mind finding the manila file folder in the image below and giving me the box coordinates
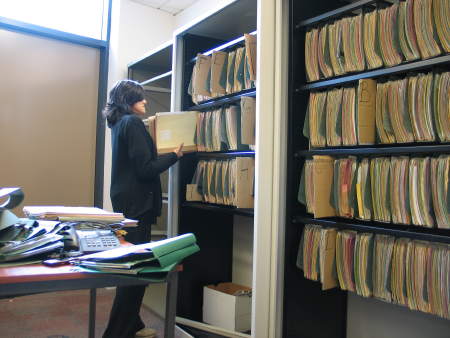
[313,155,336,218]
[156,111,198,154]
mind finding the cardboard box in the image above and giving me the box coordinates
[203,282,252,332]
[155,111,198,154]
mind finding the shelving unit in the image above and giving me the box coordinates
[285,0,450,337]
[170,0,257,335]
[127,40,173,239]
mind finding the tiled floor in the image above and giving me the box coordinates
[0,288,179,338]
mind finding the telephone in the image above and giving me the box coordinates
[60,225,121,253]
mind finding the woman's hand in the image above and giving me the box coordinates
[174,143,184,158]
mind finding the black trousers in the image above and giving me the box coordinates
[102,211,156,338]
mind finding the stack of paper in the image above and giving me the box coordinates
[73,233,199,276]
[210,51,228,97]
[406,240,430,313]
[390,157,411,225]
[297,224,338,290]
[328,21,346,76]
[336,230,357,292]
[370,157,391,223]
[305,28,320,82]
[342,14,365,73]
[23,206,125,223]
[414,0,442,59]
[355,158,372,221]
[325,88,343,146]
[391,238,410,306]
[298,225,450,319]
[430,155,450,229]
[433,72,450,142]
[375,82,396,144]
[188,33,256,103]
[190,54,212,104]
[398,0,421,62]
[332,157,357,218]
[240,97,256,147]
[0,220,64,264]
[388,79,414,143]
[379,4,404,67]
[427,243,450,319]
[363,10,383,69]
[373,234,395,302]
[408,73,436,142]
[304,91,327,147]
[341,87,357,146]
[354,232,374,298]
[317,25,334,78]
[357,79,377,145]
[433,0,450,53]
[188,157,254,208]
[244,33,257,83]
[409,157,434,228]
[155,111,199,153]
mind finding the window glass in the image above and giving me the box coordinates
[0,0,109,40]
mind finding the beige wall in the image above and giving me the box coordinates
[0,29,99,215]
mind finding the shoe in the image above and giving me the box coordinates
[135,327,157,338]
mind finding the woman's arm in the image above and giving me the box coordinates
[125,116,178,180]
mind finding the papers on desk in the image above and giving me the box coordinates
[72,233,199,275]
[22,206,129,224]
[0,220,64,264]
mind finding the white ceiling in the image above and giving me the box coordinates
[132,0,199,15]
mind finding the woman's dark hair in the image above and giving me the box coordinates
[103,80,145,127]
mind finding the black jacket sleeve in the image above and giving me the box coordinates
[124,116,178,181]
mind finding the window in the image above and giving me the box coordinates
[0,0,109,40]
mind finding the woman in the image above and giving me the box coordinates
[102,79,183,338]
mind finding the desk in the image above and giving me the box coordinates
[0,263,179,338]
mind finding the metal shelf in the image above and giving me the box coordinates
[293,216,450,244]
[296,144,450,157]
[194,151,255,159]
[296,0,380,28]
[182,202,254,217]
[299,55,450,90]
[187,88,256,111]
[189,30,257,63]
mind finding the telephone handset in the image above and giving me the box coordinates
[61,225,121,253]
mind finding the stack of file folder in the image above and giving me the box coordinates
[72,233,199,277]
[150,97,256,154]
[186,157,254,209]
[0,220,65,264]
[304,0,448,82]
[298,154,450,229]
[189,33,257,104]
[304,70,450,148]
[298,224,450,319]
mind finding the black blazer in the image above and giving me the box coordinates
[110,114,177,219]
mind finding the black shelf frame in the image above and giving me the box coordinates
[296,144,450,157]
[194,150,255,159]
[296,0,380,28]
[182,201,254,217]
[294,216,450,244]
[187,88,256,111]
[299,54,450,90]
[189,30,257,63]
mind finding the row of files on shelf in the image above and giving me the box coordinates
[298,155,450,228]
[304,0,449,82]
[143,97,256,154]
[298,224,450,320]
[189,33,257,104]
[304,71,450,147]
[186,157,254,209]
